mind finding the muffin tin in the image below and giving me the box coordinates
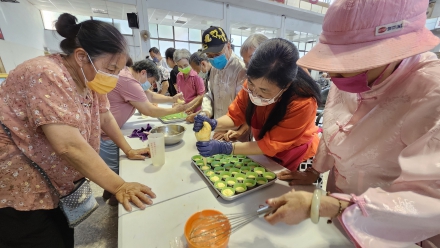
[158,112,187,124]
[192,154,277,201]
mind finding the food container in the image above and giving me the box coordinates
[221,187,235,197]
[223,164,234,171]
[229,168,240,176]
[214,181,227,190]
[158,112,187,124]
[204,170,215,177]
[219,171,231,180]
[233,183,247,193]
[234,173,246,182]
[244,179,256,188]
[240,166,251,173]
[225,177,237,187]
[234,162,244,169]
[263,172,276,180]
[184,209,230,248]
[150,125,185,145]
[253,167,266,175]
[191,155,277,201]
[245,172,258,179]
[214,167,225,174]
[256,177,268,185]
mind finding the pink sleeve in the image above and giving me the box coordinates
[334,95,440,247]
[120,78,148,103]
[195,76,205,96]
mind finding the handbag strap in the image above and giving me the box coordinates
[0,123,61,197]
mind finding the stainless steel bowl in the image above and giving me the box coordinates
[150,124,186,145]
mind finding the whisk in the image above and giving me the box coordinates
[188,206,273,247]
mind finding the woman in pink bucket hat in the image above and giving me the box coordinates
[264,0,440,247]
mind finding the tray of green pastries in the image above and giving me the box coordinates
[191,154,277,201]
[158,112,187,124]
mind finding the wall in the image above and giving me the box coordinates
[0,1,45,72]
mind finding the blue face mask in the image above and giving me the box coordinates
[141,81,151,91]
[153,57,159,63]
[209,54,228,70]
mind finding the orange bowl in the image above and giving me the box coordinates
[184,209,231,248]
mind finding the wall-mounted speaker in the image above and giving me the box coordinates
[127,13,139,29]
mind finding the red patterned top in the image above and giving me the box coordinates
[0,54,109,210]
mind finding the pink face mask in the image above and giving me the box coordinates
[331,64,390,93]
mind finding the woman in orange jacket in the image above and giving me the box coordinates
[194,38,321,171]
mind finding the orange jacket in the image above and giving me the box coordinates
[227,81,319,160]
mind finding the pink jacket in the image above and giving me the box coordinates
[315,52,440,247]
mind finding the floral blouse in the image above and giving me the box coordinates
[0,54,109,211]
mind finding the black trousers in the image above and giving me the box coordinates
[0,207,74,248]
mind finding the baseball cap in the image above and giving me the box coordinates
[201,26,229,54]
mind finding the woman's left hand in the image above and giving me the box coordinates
[126,148,150,160]
[264,189,312,225]
[196,140,233,157]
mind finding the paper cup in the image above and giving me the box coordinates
[149,133,165,166]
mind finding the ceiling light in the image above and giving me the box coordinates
[92,8,108,14]
[175,20,186,24]
[238,27,249,30]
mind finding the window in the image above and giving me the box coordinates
[40,10,132,35]
[41,10,62,30]
[92,17,112,24]
[113,19,133,35]
[189,29,202,42]
[149,24,158,38]
[158,25,173,39]
[174,27,189,41]
[231,35,242,47]
[149,25,203,55]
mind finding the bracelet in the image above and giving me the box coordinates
[310,189,324,224]
[326,191,343,224]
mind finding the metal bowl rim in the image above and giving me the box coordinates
[150,125,186,138]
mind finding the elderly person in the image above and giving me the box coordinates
[0,13,155,247]
[174,49,205,113]
[185,51,213,123]
[264,1,440,247]
[149,47,170,71]
[100,59,186,205]
[240,33,269,68]
[201,26,249,141]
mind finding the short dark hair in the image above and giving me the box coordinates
[131,59,160,81]
[55,13,127,59]
[245,38,321,139]
[189,51,209,66]
[149,47,160,54]
[165,47,176,60]
[126,57,133,67]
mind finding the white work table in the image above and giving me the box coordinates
[118,112,353,248]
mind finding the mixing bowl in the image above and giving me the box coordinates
[149,124,185,145]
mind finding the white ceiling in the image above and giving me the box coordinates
[27,0,315,39]
[27,0,137,19]
[147,8,221,31]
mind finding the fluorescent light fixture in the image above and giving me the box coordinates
[92,8,108,14]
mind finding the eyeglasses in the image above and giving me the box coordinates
[242,85,273,102]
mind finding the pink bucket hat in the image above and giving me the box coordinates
[297,0,440,73]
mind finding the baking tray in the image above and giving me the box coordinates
[191,154,277,201]
[158,112,187,124]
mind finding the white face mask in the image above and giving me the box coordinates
[242,85,284,106]
[198,71,207,79]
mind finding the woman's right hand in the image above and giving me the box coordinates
[277,169,319,186]
[114,182,156,211]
